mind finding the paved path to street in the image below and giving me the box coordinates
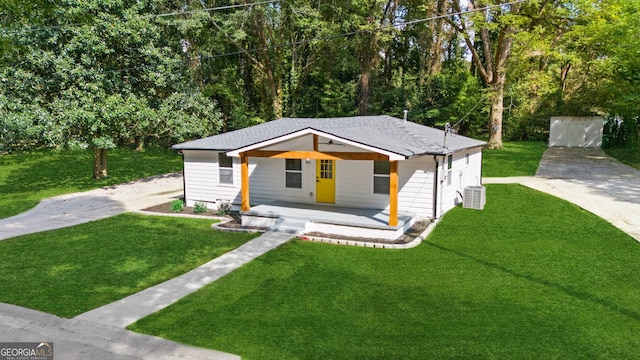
[0,172,296,358]
[484,147,640,242]
[75,232,294,328]
[0,302,238,360]
[0,173,183,241]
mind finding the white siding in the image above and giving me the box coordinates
[181,149,482,218]
[335,160,389,209]
[549,116,604,148]
[249,157,316,205]
[183,150,242,208]
[398,157,437,216]
[335,157,437,216]
[437,147,483,216]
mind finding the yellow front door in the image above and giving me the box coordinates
[316,160,336,203]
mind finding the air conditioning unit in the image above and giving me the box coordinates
[463,186,486,210]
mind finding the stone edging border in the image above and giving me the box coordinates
[299,219,440,249]
[136,210,439,249]
[134,210,227,221]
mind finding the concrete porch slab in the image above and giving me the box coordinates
[241,201,416,239]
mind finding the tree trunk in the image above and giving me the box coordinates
[358,69,370,116]
[427,0,448,76]
[93,148,108,179]
[135,137,145,152]
[487,78,505,149]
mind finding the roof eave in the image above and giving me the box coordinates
[226,127,407,161]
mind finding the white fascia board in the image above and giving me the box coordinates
[227,128,406,161]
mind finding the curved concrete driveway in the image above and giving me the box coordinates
[0,173,183,241]
[485,147,640,242]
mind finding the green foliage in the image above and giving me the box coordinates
[604,147,640,170]
[2,0,638,153]
[0,147,182,219]
[0,0,222,176]
[130,185,640,359]
[216,201,231,216]
[171,199,185,213]
[193,202,207,214]
[482,141,547,177]
[0,214,258,318]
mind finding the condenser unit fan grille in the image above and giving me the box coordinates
[463,186,486,210]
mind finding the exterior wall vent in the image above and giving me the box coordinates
[463,186,486,210]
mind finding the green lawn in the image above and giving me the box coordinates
[482,141,547,177]
[129,185,640,359]
[604,147,640,170]
[0,214,258,318]
[0,147,182,219]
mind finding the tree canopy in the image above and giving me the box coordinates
[1,0,638,174]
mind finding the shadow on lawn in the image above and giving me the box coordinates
[425,240,640,322]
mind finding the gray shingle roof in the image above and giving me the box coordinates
[172,115,486,157]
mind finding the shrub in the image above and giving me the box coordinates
[170,199,184,213]
[217,201,231,216]
[194,202,208,214]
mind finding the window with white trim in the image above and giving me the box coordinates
[285,159,302,188]
[218,153,233,184]
[373,161,390,194]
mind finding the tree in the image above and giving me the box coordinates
[448,0,527,149]
[1,0,222,178]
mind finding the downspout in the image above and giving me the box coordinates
[433,155,439,219]
[179,150,186,202]
[479,147,484,186]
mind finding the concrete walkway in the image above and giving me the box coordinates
[0,173,183,241]
[0,172,295,358]
[0,302,238,360]
[484,147,640,242]
[75,232,294,328]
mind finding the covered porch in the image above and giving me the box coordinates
[227,129,405,227]
[241,201,416,240]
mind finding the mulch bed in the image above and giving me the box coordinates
[142,201,432,244]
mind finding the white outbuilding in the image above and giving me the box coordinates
[548,116,605,148]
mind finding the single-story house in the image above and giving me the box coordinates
[172,115,486,238]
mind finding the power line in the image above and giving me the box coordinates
[1,0,281,35]
[5,0,532,76]
[195,0,532,64]
[140,0,280,19]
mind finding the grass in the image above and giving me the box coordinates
[0,213,258,318]
[482,141,547,177]
[604,147,640,170]
[129,184,640,359]
[0,147,182,219]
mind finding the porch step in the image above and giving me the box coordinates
[269,218,307,235]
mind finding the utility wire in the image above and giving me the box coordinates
[140,0,280,18]
[4,0,532,76]
[1,0,281,35]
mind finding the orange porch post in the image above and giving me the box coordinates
[241,154,250,212]
[389,161,398,226]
